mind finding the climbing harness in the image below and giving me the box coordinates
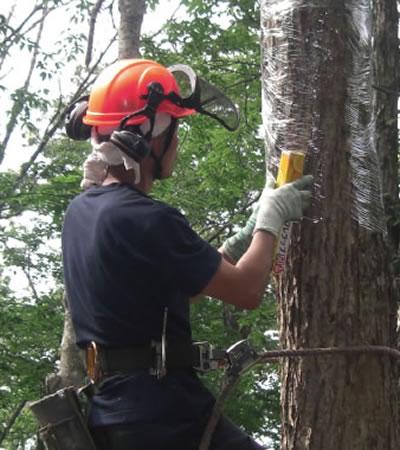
[84,339,230,383]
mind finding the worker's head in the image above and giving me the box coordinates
[66,59,239,185]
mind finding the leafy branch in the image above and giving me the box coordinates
[0,31,118,219]
[0,5,50,165]
[0,400,26,448]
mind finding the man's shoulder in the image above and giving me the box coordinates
[67,184,188,230]
[149,199,188,226]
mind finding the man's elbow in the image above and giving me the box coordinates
[236,289,262,310]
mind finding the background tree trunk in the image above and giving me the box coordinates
[118,0,146,59]
[260,1,399,449]
[45,294,86,392]
[47,0,148,394]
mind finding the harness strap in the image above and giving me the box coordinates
[99,343,198,372]
[85,341,228,382]
[151,118,178,179]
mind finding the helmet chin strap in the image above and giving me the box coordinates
[150,118,177,180]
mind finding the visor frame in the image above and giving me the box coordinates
[168,64,239,132]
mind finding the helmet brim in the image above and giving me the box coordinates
[83,103,195,127]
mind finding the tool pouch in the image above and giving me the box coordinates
[28,386,98,450]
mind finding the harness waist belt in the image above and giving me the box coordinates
[86,342,227,377]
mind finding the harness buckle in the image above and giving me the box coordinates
[226,339,259,376]
[193,341,226,372]
[87,341,103,384]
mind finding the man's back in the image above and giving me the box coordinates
[62,182,222,348]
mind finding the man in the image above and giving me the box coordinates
[63,59,313,450]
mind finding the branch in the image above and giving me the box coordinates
[10,32,118,193]
[23,266,41,304]
[0,4,42,48]
[85,0,107,67]
[0,400,27,447]
[0,33,117,219]
[0,4,52,73]
[145,1,182,41]
[200,193,260,245]
[0,4,15,74]
[235,1,259,28]
[106,0,118,30]
[0,5,49,165]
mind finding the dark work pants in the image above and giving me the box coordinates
[91,415,264,450]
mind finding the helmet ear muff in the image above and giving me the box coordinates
[109,129,151,162]
[65,96,91,141]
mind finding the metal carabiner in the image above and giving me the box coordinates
[87,341,103,384]
[150,307,168,380]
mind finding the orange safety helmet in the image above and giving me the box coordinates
[83,59,196,127]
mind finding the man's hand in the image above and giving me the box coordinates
[222,205,259,263]
[222,171,277,262]
[255,174,314,237]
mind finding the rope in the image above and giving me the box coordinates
[259,344,400,362]
[198,374,240,450]
[198,344,400,450]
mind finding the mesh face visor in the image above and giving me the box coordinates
[168,64,239,131]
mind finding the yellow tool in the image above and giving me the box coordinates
[276,150,305,187]
[272,151,305,275]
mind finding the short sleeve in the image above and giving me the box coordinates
[148,205,222,297]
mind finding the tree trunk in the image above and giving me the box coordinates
[46,294,86,393]
[372,0,399,254]
[260,1,399,449]
[118,0,147,59]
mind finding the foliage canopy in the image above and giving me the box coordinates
[0,1,281,449]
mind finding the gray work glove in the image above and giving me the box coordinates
[254,174,314,237]
[222,173,276,262]
[223,205,259,262]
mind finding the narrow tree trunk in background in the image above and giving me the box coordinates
[46,294,86,393]
[372,0,399,255]
[118,0,147,59]
[260,1,399,449]
[48,1,149,397]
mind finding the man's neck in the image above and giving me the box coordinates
[102,169,154,194]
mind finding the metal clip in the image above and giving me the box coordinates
[226,339,259,376]
[150,307,168,380]
[193,341,226,372]
[87,341,103,384]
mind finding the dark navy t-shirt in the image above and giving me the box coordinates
[62,183,222,428]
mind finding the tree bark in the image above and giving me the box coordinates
[46,294,86,393]
[260,1,399,449]
[372,0,399,254]
[118,0,146,59]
